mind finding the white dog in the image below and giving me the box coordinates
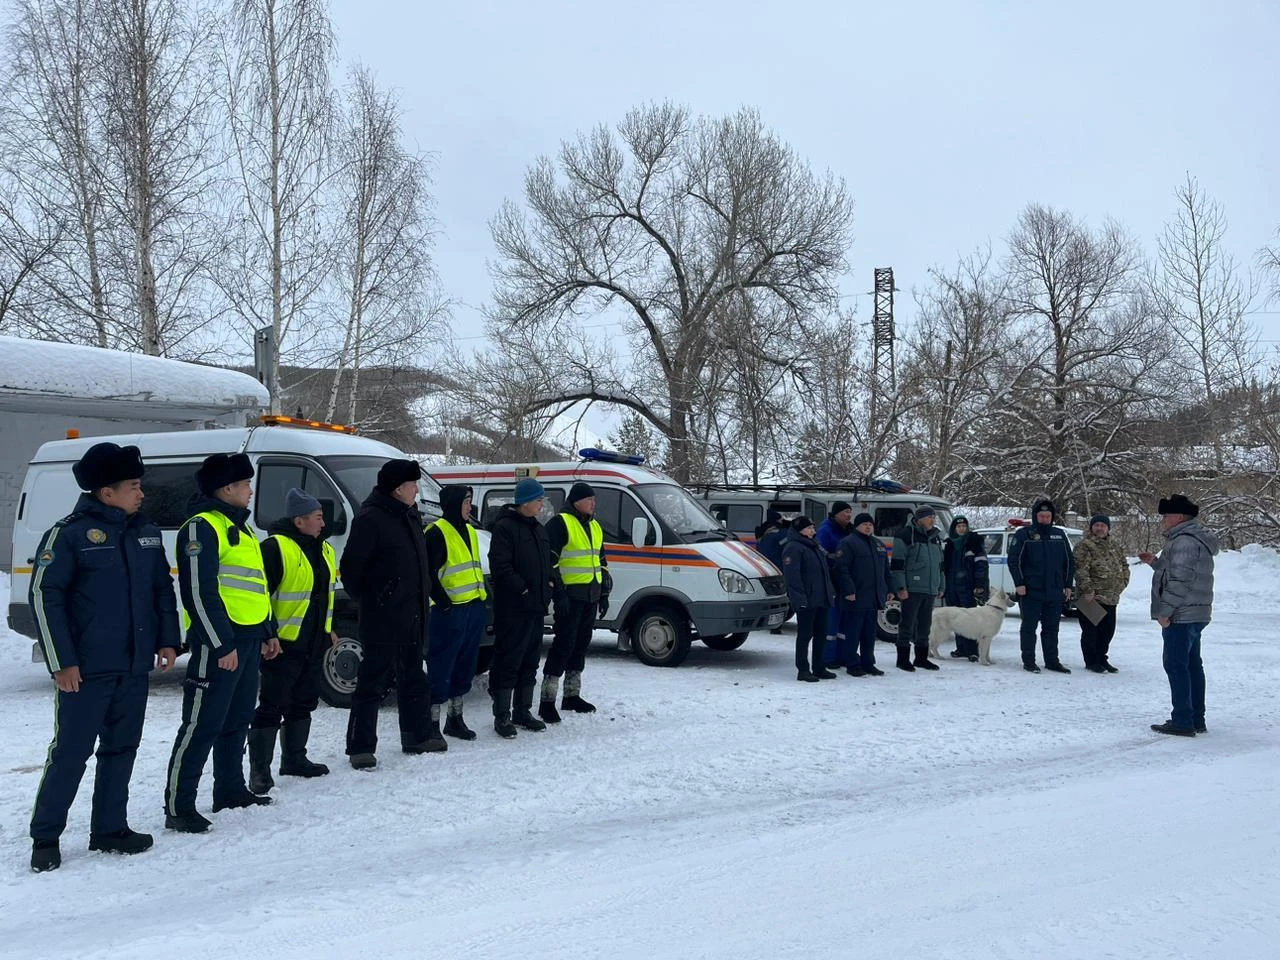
[928,588,1013,665]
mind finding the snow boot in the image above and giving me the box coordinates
[279,717,329,777]
[492,688,518,739]
[212,790,273,813]
[425,704,449,752]
[349,753,377,770]
[30,840,60,873]
[1103,662,1119,673]
[1086,663,1107,674]
[164,810,212,833]
[89,828,153,855]
[248,726,277,794]
[1151,721,1195,737]
[864,664,885,676]
[1044,662,1072,674]
[813,667,838,680]
[1023,663,1041,673]
[562,670,597,713]
[513,685,547,732]
[443,697,477,740]
[539,674,563,723]
[914,644,939,670]
[797,669,819,682]
[846,666,866,677]
[896,645,915,672]
[1195,720,1207,734]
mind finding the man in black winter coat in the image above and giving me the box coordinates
[340,459,438,768]
[487,478,554,738]
[831,513,892,676]
[28,443,179,872]
[247,488,338,794]
[782,517,837,682]
[942,515,990,660]
[1007,498,1075,674]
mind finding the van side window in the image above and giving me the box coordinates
[139,463,202,528]
[255,460,344,530]
[875,507,912,538]
[591,488,655,545]
[983,533,1005,556]
[709,503,762,534]
[482,488,564,528]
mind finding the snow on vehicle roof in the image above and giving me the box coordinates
[0,336,268,413]
[31,425,407,463]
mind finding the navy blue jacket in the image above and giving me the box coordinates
[1007,522,1074,600]
[757,527,786,571]
[781,531,835,610]
[816,517,851,556]
[944,528,990,607]
[831,530,891,612]
[177,494,277,650]
[29,493,179,678]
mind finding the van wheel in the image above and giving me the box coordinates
[701,632,749,651]
[876,600,901,643]
[630,604,693,667]
[320,633,362,709]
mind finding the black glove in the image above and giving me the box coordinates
[553,590,569,619]
[974,587,988,602]
[597,595,610,619]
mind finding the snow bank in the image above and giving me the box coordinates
[0,336,268,411]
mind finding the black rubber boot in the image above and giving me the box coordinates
[492,688,518,739]
[164,810,212,833]
[212,790,273,812]
[513,685,547,732]
[539,699,562,723]
[248,726,277,794]
[279,718,329,777]
[444,698,477,740]
[426,705,449,752]
[895,645,915,672]
[914,643,939,670]
[30,839,60,873]
[89,828,154,855]
[561,694,597,713]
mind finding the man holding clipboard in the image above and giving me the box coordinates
[1072,514,1130,673]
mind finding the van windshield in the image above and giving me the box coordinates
[633,483,730,543]
[319,455,442,518]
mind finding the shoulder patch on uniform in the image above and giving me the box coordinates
[783,556,793,564]
[184,540,203,556]
[86,528,107,544]
[37,549,56,567]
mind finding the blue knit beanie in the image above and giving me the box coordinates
[513,478,546,505]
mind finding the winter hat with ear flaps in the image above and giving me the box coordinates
[1032,498,1057,519]
[73,443,144,491]
[1158,494,1199,518]
[195,453,253,496]
[376,458,421,494]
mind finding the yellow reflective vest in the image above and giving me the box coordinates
[430,518,487,604]
[270,534,337,641]
[182,510,271,630]
[558,513,603,585]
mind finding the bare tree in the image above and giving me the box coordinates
[0,188,64,331]
[221,0,335,411]
[325,66,445,424]
[488,102,855,482]
[1259,227,1280,304]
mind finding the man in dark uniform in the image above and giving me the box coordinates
[340,458,438,768]
[539,481,611,723]
[28,443,179,872]
[164,453,279,833]
[248,488,338,794]
[1007,497,1075,674]
[487,478,554,739]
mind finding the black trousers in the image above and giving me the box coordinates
[897,593,935,648]
[1018,596,1063,666]
[491,612,544,691]
[544,597,595,677]
[345,642,429,755]
[31,673,148,840]
[1079,602,1118,667]
[794,606,827,672]
[252,639,323,729]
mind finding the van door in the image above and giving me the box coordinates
[590,487,657,628]
[802,496,828,527]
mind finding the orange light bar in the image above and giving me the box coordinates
[259,414,358,435]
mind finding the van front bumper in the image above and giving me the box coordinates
[687,597,790,636]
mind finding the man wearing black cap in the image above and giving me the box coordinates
[831,512,892,676]
[890,506,945,671]
[164,453,279,833]
[340,458,437,767]
[1007,498,1075,674]
[539,480,612,722]
[28,443,179,872]
[247,488,338,794]
[1139,495,1218,736]
[1073,514,1129,673]
[817,501,855,663]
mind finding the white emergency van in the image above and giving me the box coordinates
[7,416,488,707]
[431,450,790,667]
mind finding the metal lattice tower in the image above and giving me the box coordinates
[869,267,898,430]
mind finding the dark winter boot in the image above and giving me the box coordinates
[864,664,885,676]
[1151,721,1195,737]
[164,810,212,833]
[30,839,60,873]
[279,718,329,777]
[248,726,278,794]
[896,644,915,672]
[492,688,518,739]
[914,643,939,670]
[561,671,596,713]
[89,828,154,855]
[797,669,819,682]
[425,704,449,751]
[539,674,563,723]
[212,790,273,812]
[1044,662,1072,674]
[513,685,547,731]
[443,697,477,740]
[348,753,378,770]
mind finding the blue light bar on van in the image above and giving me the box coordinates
[869,478,912,493]
[579,448,646,466]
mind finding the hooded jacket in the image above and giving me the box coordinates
[340,488,430,646]
[424,485,483,608]
[262,516,332,651]
[781,530,836,610]
[1150,519,1219,623]
[943,519,989,607]
[890,521,945,596]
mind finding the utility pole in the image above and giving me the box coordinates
[869,267,898,432]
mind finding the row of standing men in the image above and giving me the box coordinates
[27,443,609,873]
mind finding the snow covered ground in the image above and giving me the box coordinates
[1,551,1278,960]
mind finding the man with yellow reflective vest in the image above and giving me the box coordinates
[247,488,339,794]
[539,481,611,723]
[164,453,281,834]
[423,485,487,743]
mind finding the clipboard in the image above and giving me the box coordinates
[1075,596,1107,626]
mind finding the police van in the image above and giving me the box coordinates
[431,450,790,667]
[690,482,955,640]
[7,416,488,707]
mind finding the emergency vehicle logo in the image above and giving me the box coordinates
[86,528,107,544]
[37,550,55,567]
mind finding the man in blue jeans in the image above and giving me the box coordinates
[1139,494,1218,737]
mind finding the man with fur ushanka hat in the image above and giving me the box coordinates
[1006,497,1075,674]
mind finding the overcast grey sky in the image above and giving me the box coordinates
[328,0,1280,348]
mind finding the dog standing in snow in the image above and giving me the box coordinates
[928,588,1013,665]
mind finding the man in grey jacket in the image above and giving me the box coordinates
[1138,494,1219,737]
[890,506,945,672]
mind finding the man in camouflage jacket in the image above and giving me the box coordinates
[1073,514,1129,672]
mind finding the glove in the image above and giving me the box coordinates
[973,587,988,602]
[553,591,570,619]
[597,596,610,619]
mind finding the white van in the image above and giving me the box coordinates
[7,416,489,706]
[431,450,790,667]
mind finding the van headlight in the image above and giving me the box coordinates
[718,569,753,594]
